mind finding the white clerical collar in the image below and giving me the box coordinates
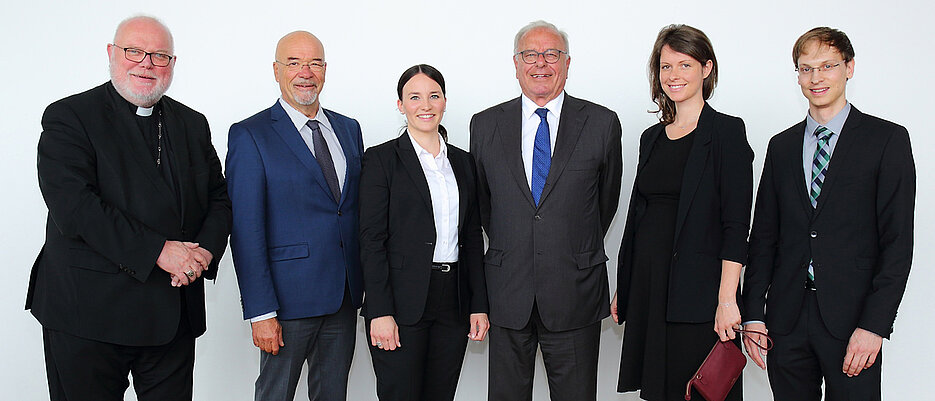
[136,106,154,117]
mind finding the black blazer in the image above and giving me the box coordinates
[27,82,232,346]
[359,133,487,326]
[743,106,915,339]
[616,104,753,324]
[470,94,623,331]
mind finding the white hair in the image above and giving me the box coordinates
[113,15,174,51]
[513,20,569,54]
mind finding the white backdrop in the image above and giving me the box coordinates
[1,1,930,400]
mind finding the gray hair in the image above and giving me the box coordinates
[513,20,569,54]
[113,15,174,51]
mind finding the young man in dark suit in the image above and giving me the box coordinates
[469,20,622,401]
[742,27,915,401]
[28,15,232,401]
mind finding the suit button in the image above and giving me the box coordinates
[534,215,541,220]
[810,231,818,238]
[337,211,342,216]
[129,270,136,275]
[673,252,678,261]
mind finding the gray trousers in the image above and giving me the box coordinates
[255,292,357,401]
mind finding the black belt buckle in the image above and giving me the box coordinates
[805,277,817,291]
[432,263,453,272]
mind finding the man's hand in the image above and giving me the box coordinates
[610,292,619,323]
[743,322,769,369]
[469,313,490,341]
[843,328,882,377]
[157,240,206,287]
[370,316,401,351]
[252,317,284,355]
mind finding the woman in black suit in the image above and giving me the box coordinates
[359,64,489,401]
[611,25,753,401]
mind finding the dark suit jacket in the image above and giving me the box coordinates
[743,106,915,339]
[358,133,487,325]
[226,101,364,321]
[615,104,753,323]
[27,82,232,346]
[469,94,622,331]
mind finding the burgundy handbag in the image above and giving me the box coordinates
[684,329,773,401]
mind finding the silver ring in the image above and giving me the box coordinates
[376,341,383,347]
[185,270,195,278]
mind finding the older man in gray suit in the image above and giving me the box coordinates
[469,20,623,401]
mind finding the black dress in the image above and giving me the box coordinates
[617,128,742,401]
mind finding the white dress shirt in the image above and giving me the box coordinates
[250,99,348,323]
[409,132,460,263]
[521,92,564,189]
[279,98,347,192]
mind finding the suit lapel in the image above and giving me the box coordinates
[270,102,336,203]
[104,85,180,218]
[538,95,586,206]
[324,109,356,207]
[449,149,470,231]
[672,104,714,245]
[785,120,815,215]
[395,133,433,210]
[813,107,864,217]
[497,98,535,207]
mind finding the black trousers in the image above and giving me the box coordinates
[767,291,882,401]
[43,323,194,401]
[366,269,470,401]
[488,303,601,401]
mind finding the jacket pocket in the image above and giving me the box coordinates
[69,247,119,274]
[575,249,609,270]
[269,243,310,262]
[484,248,504,267]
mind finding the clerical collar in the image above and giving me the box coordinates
[136,106,154,117]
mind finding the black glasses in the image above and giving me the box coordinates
[515,49,567,64]
[112,44,175,67]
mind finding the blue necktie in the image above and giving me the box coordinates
[306,120,341,202]
[531,108,551,206]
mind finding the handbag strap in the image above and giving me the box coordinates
[734,328,774,351]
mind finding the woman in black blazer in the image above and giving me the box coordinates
[359,64,489,401]
[611,25,753,401]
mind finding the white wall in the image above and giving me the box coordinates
[1,1,930,400]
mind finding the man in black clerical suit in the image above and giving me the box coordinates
[469,20,622,401]
[742,27,915,401]
[27,15,231,401]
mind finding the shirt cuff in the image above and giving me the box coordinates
[742,320,765,326]
[249,311,277,323]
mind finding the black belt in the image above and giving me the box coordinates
[805,277,817,291]
[431,262,457,272]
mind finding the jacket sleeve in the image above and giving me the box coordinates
[463,155,489,314]
[742,138,781,323]
[358,148,396,319]
[190,115,232,280]
[226,122,278,320]
[38,100,166,283]
[859,126,915,338]
[716,117,754,265]
[599,111,623,235]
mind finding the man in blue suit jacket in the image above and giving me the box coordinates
[226,31,364,401]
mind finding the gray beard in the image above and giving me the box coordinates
[109,63,171,107]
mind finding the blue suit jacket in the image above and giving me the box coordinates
[226,101,364,320]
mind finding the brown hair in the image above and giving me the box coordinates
[792,27,855,67]
[648,24,718,124]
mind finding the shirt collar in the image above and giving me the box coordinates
[278,97,334,134]
[806,102,851,137]
[408,130,448,159]
[521,91,565,121]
